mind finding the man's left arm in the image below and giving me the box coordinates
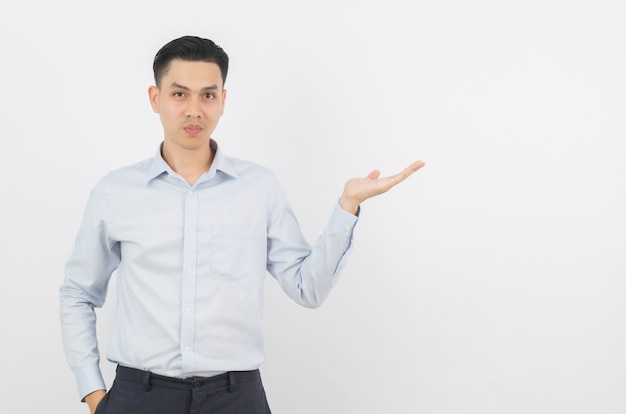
[266,160,425,307]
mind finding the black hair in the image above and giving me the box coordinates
[153,35,229,87]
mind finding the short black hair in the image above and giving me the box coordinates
[153,35,229,87]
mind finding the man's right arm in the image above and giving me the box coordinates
[59,181,120,403]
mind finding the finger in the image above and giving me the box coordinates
[381,160,426,188]
[405,160,426,173]
[396,160,426,179]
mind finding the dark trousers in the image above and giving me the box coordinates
[95,366,271,414]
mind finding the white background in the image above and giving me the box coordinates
[1,0,625,413]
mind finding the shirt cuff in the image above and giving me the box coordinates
[329,202,359,236]
[76,364,107,402]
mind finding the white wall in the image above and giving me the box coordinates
[1,0,625,413]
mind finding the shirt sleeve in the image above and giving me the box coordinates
[59,179,121,401]
[265,176,358,308]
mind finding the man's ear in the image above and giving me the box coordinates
[148,85,160,113]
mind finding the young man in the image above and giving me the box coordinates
[60,35,425,414]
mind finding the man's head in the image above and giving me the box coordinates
[153,36,229,88]
[149,36,229,154]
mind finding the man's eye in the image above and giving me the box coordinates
[204,93,215,99]
[173,92,185,97]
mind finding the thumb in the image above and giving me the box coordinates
[368,169,381,180]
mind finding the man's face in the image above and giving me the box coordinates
[149,59,226,151]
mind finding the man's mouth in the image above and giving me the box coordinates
[183,125,203,135]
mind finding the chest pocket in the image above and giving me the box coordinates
[211,224,255,278]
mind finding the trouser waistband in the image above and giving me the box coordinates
[115,365,260,392]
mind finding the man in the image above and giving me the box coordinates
[60,35,425,414]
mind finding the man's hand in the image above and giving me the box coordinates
[339,160,426,214]
[85,389,106,414]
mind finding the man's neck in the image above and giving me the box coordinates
[161,140,215,186]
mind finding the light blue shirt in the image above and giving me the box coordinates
[60,141,358,400]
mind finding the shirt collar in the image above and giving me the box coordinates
[145,139,239,182]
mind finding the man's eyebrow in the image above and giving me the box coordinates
[169,82,219,91]
[170,82,190,91]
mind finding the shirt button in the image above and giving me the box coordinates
[188,192,193,197]
[187,268,192,273]
[184,346,190,351]
[188,229,194,234]
[185,307,191,312]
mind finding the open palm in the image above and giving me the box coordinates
[339,160,426,214]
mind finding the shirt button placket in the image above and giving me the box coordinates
[180,188,199,373]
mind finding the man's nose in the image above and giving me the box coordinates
[186,98,202,117]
